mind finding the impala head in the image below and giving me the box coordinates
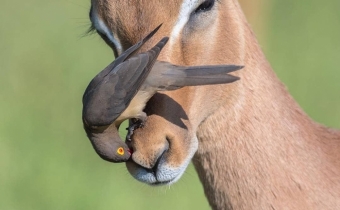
[89,0,247,185]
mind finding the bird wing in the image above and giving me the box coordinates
[114,24,163,65]
[82,24,163,103]
[82,37,169,126]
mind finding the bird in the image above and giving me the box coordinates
[82,24,243,163]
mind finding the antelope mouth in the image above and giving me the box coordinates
[150,179,176,186]
[125,159,187,186]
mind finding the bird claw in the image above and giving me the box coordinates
[126,119,145,141]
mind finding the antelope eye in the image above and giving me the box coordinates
[194,0,215,14]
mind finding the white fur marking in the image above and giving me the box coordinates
[92,9,123,55]
[168,0,199,52]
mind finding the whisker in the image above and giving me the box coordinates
[81,24,96,38]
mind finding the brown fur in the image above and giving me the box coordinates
[92,0,340,209]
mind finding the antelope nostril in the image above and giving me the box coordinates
[151,149,166,174]
[152,139,169,171]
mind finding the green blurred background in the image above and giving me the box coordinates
[1,0,339,209]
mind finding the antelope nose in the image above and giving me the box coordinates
[131,140,169,171]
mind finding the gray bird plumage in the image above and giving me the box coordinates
[82,24,243,163]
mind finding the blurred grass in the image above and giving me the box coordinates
[265,0,340,126]
[0,0,339,210]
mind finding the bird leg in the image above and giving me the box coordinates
[126,113,147,141]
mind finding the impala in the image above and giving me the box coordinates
[88,0,340,209]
